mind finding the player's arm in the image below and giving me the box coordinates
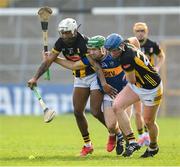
[42,51,86,70]
[54,57,86,70]
[27,51,58,89]
[86,55,118,98]
[124,70,136,84]
[127,37,140,49]
[121,54,136,84]
[155,49,165,72]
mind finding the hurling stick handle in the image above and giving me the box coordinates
[41,21,50,80]
[32,86,47,111]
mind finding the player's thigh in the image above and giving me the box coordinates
[89,89,103,112]
[143,104,160,123]
[73,87,90,112]
[113,85,140,109]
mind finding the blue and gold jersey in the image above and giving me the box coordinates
[82,54,127,93]
[51,32,95,78]
[119,44,161,89]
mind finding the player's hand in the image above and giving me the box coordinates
[42,51,50,61]
[103,83,118,99]
[154,66,160,73]
[27,78,37,89]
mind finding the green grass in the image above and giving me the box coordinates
[0,114,180,166]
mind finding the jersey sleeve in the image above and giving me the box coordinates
[81,56,91,66]
[121,49,135,72]
[51,38,62,54]
[153,42,161,55]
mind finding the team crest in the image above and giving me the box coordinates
[150,47,153,53]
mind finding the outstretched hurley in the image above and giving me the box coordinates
[38,6,52,80]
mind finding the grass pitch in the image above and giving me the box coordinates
[0,114,180,166]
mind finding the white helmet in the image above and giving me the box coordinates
[58,18,78,37]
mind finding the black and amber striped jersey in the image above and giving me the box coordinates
[140,38,161,66]
[119,44,161,89]
[51,32,95,78]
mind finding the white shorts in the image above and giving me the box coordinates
[74,73,100,90]
[128,82,163,106]
[102,94,113,110]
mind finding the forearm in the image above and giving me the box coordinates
[156,52,165,70]
[33,61,51,80]
[96,67,107,86]
[125,71,136,84]
[54,57,85,70]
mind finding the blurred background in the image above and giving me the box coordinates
[0,0,180,116]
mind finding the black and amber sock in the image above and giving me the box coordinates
[126,133,136,143]
[122,131,129,145]
[82,133,91,146]
[144,125,148,132]
[138,128,143,135]
[149,142,158,149]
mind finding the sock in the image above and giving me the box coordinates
[82,133,91,147]
[116,132,123,141]
[126,133,136,144]
[137,128,143,135]
[109,133,116,137]
[149,142,158,150]
[122,132,129,146]
[144,125,148,132]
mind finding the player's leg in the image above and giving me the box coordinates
[113,84,141,157]
[140,82,163,158]
[134,101,144,135]
[134,101,150,146]
[103,101,117,153]
[133,101,145,146]
[73,87,93,156]
[140,104,160,158]
[89,89,106,126]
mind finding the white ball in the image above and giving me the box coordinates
[28,155,35,160]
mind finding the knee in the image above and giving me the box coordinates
[113,101,125,114]
[91,108,102,119]
[73,108,84,118]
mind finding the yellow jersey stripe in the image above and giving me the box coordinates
[51,48,60,54]
[144,74,157,86]
[145,74,157,86]
[134,56,156,73]
[135,70,145,84]
[80,69,86,78]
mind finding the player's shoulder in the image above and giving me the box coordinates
[146,38,159,47]
[77,32,89,42]
[121,44,135,62]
